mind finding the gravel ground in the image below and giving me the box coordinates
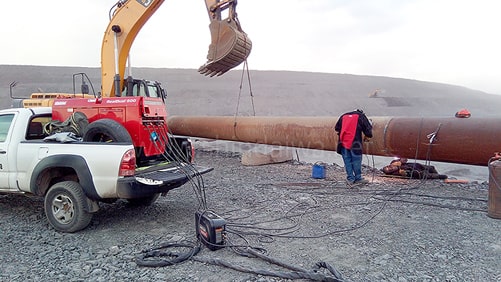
[1,150,500,281]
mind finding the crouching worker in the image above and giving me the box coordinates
[382,158,447,179]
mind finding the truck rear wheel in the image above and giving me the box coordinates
[44,181,93,233]
[83,118,132,143]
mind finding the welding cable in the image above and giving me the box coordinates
[301,183,404,239]
[364,153,376,182]
[224,142,454,242]
[237,201,387,239]
[406,118,425,181]
[226,221,301,238]
[216,230,269,257]
[226,228,276,246]
[225,196,387,240]
[223,199,356,241]
[166,154,208,210]
[225,201,314,227]
[161,133,208,210]
[222,189,382,239]
[159,125,190,163]
[226,215,299,237]
[370,195,487,212]
[363,135,376,182]
[193,247,345,282]
[376,191,487,203]
[148,122,209,209]
[137,241,345,281]
[135,241,201,267]
[224,202,316,236]
[420,122,442,181]
[370,181,488,212]
[134,234,346,281]
[135,229,345,280]
[226,218,300,233]
[278,182,372,195]
[214,207,257,222]
[191,255,345,281]
[223,178,429,240]
[244,247,344,280]
[372,185,488,213]
[161,159,207,209]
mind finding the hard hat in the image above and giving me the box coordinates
[455,109,471,118]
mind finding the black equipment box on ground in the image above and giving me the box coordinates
[195,210,226,250]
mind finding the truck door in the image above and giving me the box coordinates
[0,113,15,189]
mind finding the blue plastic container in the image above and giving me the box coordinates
[312,162,326,179]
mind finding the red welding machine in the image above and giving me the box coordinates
[195,211,226,250]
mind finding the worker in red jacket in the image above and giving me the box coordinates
[335,109,373,185]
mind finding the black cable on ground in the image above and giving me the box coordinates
[135,241,201,267]
[223,134,478,241]
[192,255,344,282]
[370,196,487,212]
[136,241,345,282]
[225,196,388,240]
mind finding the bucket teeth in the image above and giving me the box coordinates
[199,20,252,77]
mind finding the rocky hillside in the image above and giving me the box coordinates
[1,65,500,118]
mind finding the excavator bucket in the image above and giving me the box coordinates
[199,19,252,77]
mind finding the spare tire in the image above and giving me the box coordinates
[83,118,132,143]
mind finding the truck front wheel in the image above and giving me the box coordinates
[44,181,93,233]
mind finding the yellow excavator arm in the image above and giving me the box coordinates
[100,0,164,98]
[101,0,252,97]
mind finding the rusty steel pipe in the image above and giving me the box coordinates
[167,116,501,166]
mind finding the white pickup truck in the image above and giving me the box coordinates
[0,107,211,232]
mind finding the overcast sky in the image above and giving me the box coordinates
[1,0,500,94]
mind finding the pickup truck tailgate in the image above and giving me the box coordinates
[136,163,213,185]
[117,162,213,198]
